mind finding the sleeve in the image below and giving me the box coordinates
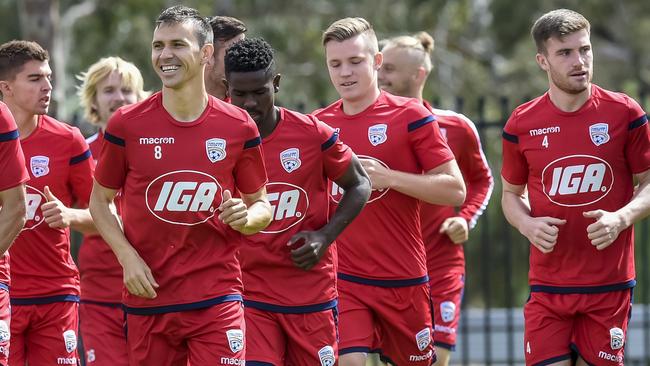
[455,117,494,229]
[404,103,454,172]
[233,118,268,195]
[0,105,29,191]
[68,126,94,207]
[624,97,650,174]
[313,116,353,181]
[501,111,528,185]
[94,111,128,190]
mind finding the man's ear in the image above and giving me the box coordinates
[201,43,215,65]
[373,52,383,70]
[0,81,11,97]
[273,74,281,93]
[536,52,549,72]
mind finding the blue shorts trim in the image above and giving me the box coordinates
[80,299,123,309]
[533,353,572,366]
[530,279,635,294]
[246,362,275,366]
[570,343,599,366]
[434,341,456,351]
[243,299,337,313]
[11,294,80,305]
[124,294,242,315]
[339,346,374,355]
[338,273,429,287]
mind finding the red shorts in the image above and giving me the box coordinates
[127,301,245,366]
[429,273,464,350]
[9,301,80,365]
[524,289,632,366]
[0,289,10,365]
[79,302,127,365]
[245,306,338,365]
[338,280,435,365]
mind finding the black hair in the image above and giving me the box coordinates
[155,5,213,47]
[224,37,275,76]
[0,40,49,81]
[208,16,247,43]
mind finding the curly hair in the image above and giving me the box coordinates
[224,37,274,75]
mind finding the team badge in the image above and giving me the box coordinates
[318,345,336,366]
[226,329,244,353]
[368,124,388,146]
[610,327,624,350]
[62,329,77,353]
[30,155,50,177]
[0,320,9,343]
[440,301,456,323]
[415,327,431,352]
[589,123,610,146]
[206,138,227,163]
[280,148,301,173]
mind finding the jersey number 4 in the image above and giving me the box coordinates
[542,135,549,148]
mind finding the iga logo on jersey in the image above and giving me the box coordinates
[145,170,222,226]
[206,138,227,162]
[542,155,613,207]
[23,185,47,231]
[261,182,309,234]
[589,123,610,146]
[368,124,388,146]
[30,155,49,177]
[280,148,301,173]
[331,155,390,204]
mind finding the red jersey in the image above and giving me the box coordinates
[94,92,267,313]
[79,131,123,303]
[0,102,29,287]
[240,108,353,310]
[315,91,454,283]
[11,115,93,300]
[421,102,493,277]
[502,85,650,291]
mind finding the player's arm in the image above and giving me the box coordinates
[501,178,565,253]
[219,186,272,235]
[290,155,371,270]
[89,181,158,298]
[0,184,27,255]
[584,168,650,250]
[360,158,465,206]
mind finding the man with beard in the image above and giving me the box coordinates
[501,9,650,366]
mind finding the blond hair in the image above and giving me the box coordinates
[382,31,434,73]
[77,56,148,124]
[322,17,379,54]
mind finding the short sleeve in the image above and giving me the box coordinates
[95,110,128,190]
[0,104,29,191]
[313,116,352,180]
[404,103,454,172]
[501,112,528,185]
[624,97,650,174]
[68,126,94,207]
[233,118,268,194]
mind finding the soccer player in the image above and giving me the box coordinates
[77,56,148,365]
[205,15,247,100]
[225,37,371,365]
[501,9,650,366]
[317,17,466,366]
[378,32,493,366]
[89,6,272,365]
[0,101,29,363]
[0,40,94,365]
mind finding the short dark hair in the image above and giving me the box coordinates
[531,9,590,53]
[224,37,275,76]
[155,5,213,47]
[0,40,49,81]
[208,16,247,43]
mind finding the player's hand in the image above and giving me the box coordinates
[120,250,159,299]
[218,190,248,232]
[439,216,469,244]
[584,209,625,250]
[41,186,73,229]
[359,158,391,190]
[288,231,330,270]
[520,216,566,254]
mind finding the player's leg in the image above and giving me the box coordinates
[126,312,187,366]
[79,302,127,365]
[284,309,338,366]
[430,273,464,366]
[23,302,79,365]
[7,304,29,366]
[338,280,376,366]
[185,301,246,365]
[524,292,576,366]
[0,290,10,365]
[244,306,285,365]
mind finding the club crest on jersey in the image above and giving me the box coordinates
[0,320,9,343]
[62,329,77,353]
[30,155,49,177]
[318,345,336,366]
[415,328,431,352]
[206,138,227,163]
[440,301,456,323]
[368,124,388,146]
[589,123,610,146]
[226,329,244,353]
[280,148,301,173]
[610,327,624,350]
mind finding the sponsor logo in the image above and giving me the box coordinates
[63,329,77,353]
[440,301,456,323]
[280,148,302,173]
[226,329,244,353]
[206,138,227,163]
[598,351,623,363]
[145,170,221,226]
[0,320,9,343]
[139,137,175,145]
[610,327,624,350]
[434,324,456,334]
[220,357,245,365]
[23,186,46,231]
[542,155,613,207]
[318,345,336,366]
[529,126,561,136]
[415,327,431,352]
[331,155,390,204]
[409,350,433,362]
[368,124,388,146]
[57,357,77,365]
[30,155,49,177]
[87,349,96,362]
[261,183,309,234]
[589,123,610,146]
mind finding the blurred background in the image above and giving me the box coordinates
[2,0,650,364]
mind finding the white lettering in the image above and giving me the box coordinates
[598,351,623,363]
[154,182,218,212]
[529,126,561,136]
[139,137,175,145]
[331,181,345,196]
[57,358,77,365]
[25,193,42,220]
[220,357,245,365]
[409,350,433,362]
[434,324,457,334]
[268,190,300,220]
[548,164,605,196]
